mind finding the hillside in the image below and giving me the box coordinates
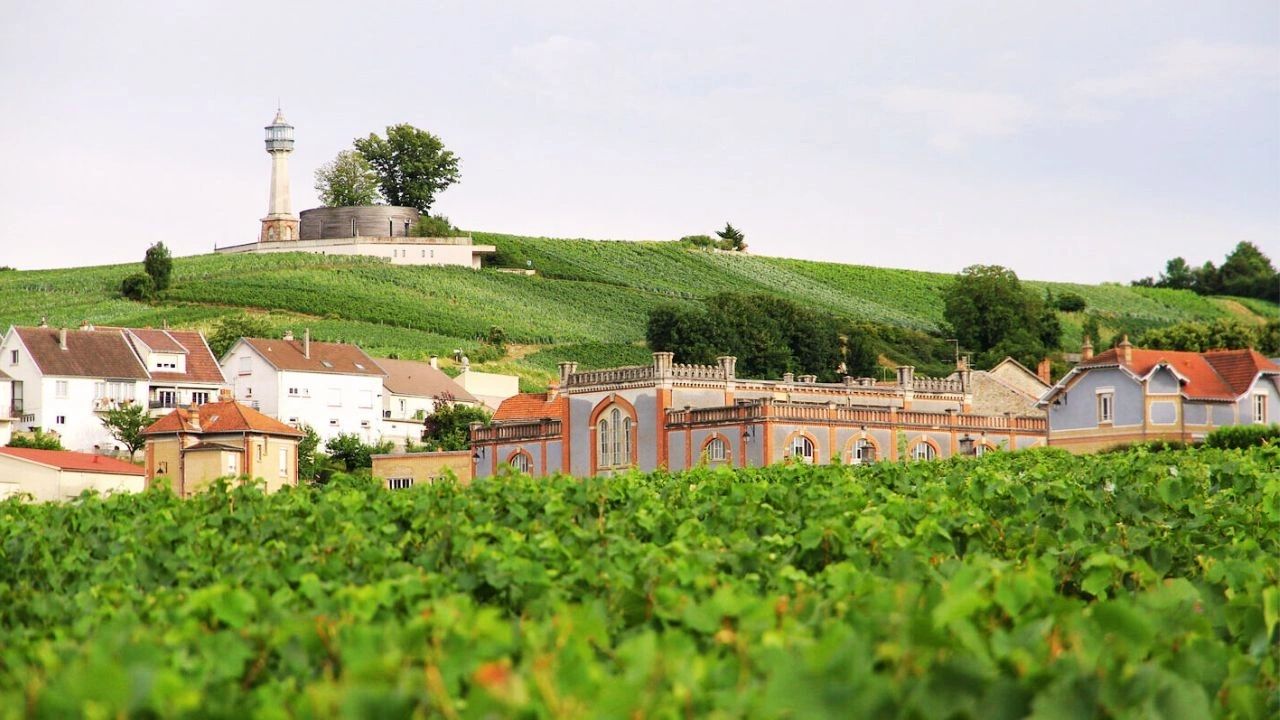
[0,233,1273,388]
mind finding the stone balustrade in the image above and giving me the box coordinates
[666,400,1045,433]
[470,419,562,443]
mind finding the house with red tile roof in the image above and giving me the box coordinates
[378,356,477,450]
[124,328,227,415]
[0,324,230,454]
[1038,337,1280,452]
[141,391,304,496]
[218,330,386,444]
[0,446,144,502]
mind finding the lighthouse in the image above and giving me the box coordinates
[259,108,299,243]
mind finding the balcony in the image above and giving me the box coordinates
[92,398,133,413]
[470,419,562,444]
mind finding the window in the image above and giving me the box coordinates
[388,477,413,490]
[509,452,532,473]
[8,350,16,365]
[704,436,728,464]
[1255,394,1269,424]
[55,381,68,399]
[238,356,251,375]
[911,441,937,461]
[288,417,298,425]
[399,399,407,415]
[328,389,341,407]
[191,391,209,405]
[975,443,989,457]
[358,390,373,409]
[360,420,371,428]
[288,387,300,397]
[279,447,288,477]
[157,461,168,475]
[157,390,177,408]
[56,415,66,425]
[790,435,816,463]
[1097,391,1114,423]
[596,406,633,470]
[851,439,877,464]
[329,418,339,427]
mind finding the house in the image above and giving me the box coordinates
[949,357,1050,418]
[124,328,227,415]
[454,358,519,412]
[0,369,12,446]
[218,330,387,443]
[0,447,144,502]
[378,357,478,450]
[371,450,473,490]
[141,392,305,496]
[0,325,151,452]
[1038,337,1280,453]
[469,353,1048,479]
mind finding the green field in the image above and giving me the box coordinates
[0,234,1272,387]
[0,446,1276,717]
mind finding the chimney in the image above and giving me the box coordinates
[283,329,294,341]
[189,404,201,432]
[896,365,915,389]
[303,328,311,359]
[1118,335,1133,365]
[547,380,560,400]
[429,355,439,369]
[59,328,68,350]
[558,361,578,386]
[1037,358,1052,385]
[1081,336,1094,361]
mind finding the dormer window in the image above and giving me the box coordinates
[321,360,334,369]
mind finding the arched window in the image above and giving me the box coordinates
[508,450,532,474]
[703,436,729,465]
[911,440,937,461]
[596,405,634,471]
[790,434,816,463]
[975,442,997,458]
[850,438,877,464]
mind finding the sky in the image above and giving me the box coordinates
[0,1,1277,282]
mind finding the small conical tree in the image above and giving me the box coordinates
[144,242,172,291]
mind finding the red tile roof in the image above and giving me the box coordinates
[1080,347,1278,401]
[128,329,226,385]
[493,392,565,421]
[14,327,149,380]
[240,337,385,376]
[0,447,144,476]
[142,400,304,437]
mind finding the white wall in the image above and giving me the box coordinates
[221,342,280,416]
[0,456,143,502]
[277,370,385,444]
[38,376,145,452]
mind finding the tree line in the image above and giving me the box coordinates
[1132,241,1278,302]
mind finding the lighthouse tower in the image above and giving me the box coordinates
[259,108,299,243]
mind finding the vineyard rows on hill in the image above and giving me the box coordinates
[1,446,1276,717]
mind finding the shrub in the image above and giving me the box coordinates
[120,273,154,301]
[678,235,717,249]
[1204,424,1280,450]
[410,214,465,238]
[8,429,63,450]
[1056,292,1087,312]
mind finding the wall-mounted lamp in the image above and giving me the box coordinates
[959,434,975,456]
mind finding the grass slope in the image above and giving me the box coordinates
[0,234,1272,388]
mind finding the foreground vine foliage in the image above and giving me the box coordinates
[0,447,1277,718]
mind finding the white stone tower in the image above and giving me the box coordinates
[259,108,299,243]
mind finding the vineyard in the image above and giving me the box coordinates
[1,446,1276,717]
[0,234,1274,388]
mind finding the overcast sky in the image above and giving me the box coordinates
[1,1,1276,282]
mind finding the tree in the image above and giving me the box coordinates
[353,124,461,213]
[1157,257,1195,290]
[715,223,747,251]
[422,401,492,451]
[296,425,322,483]
[144,242,172,292]
[678,235,717,249]
[1138,318,1273,353]
[207,313,273,358]
[99,403,150,460]
[483,325,507,352]
[943,265,1057,368]
[120,273,154,301]
[1055,292,1087,313]
[1218,241,1278,302]
[8,429,62,450]
[314,150,381,207]
[410,214,463,237]
[324,433,393,471]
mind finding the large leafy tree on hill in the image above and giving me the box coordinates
[208,314,273,358]
[314,150,381,207]
[944,265,1060,368]
[144,242,172,292]
[353,124,460,213]
[1133,242,1277,302]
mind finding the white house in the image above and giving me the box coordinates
[0,325,151,452]
[0,369,13,446]
[378,357,478,450]
[219,330,387,444]
[124,328,228,415]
